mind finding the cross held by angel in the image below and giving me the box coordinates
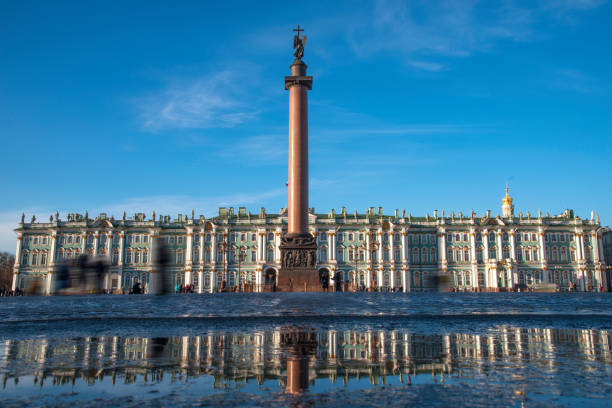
[293,24,307,60]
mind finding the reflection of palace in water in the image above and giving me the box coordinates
[2,328,610,391]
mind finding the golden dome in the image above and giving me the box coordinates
[502,185,513,206]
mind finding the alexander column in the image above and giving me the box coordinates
[277,26,320,292]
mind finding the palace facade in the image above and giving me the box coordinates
[12,189,609,293]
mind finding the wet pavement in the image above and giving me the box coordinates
[0,293,610,407]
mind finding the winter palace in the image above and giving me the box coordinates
[12,189,609,293]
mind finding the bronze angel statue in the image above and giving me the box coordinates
[293,32,306,60]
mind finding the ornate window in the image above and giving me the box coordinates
[193,247,199,263]
[41,252,47,265]
[464,248,470,262]
[477,247,483,262]
[531,233,537,241]
[532,248,538,261]
[447,248,453,262]
[337,247,344,262]
[348,233,354,241]
[394,248,401,261]
[251,233,256,241]
[503,246,510,259]
[525,248,531,262]
[561,247,567,262]
[570,249,576,262]
[266,246,274,262]
[465,271,471,286]
[112,249,118,265]
[476,233,482,242]
[134,235,140,244]
[412,248,420,264]
[488,246,496,259]
[517,248,523,262]
[430,248,437,263]
[32,251,38,265]
[177,250,184,264]
[320,246,328,262]
[422,248,428,263]
[143,250,148,264]
[251,249,256,262]
[134,250,140,264]
[551,247,558,262]
[126,249,132,264]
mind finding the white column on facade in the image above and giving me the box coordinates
[330,230,337,261]
[389,231,394,263]
[185,227,193,286]
[509,230,516,261]
[198,230,204,266]
[390,268,395,289]
[401,229,407,263]
[469,228,476,263]
[483,229,489,262]
[377,268,383,289]
[211,228,217,266]
[105,233,112,291]
[592,232,600,262]
[365,230,371,262]
[222,230,229,285]
[274,229,281,263]
[13,232,24,292]
[81,232,87,255]
[438,228,447,268]
[262,230,268,262]
[496,229,503,260]
[93,230,100,255]
[402,268,410,292]
[376,229,383,262]
[538,228,547,263]
[118,232,125,292]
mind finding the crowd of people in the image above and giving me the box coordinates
[0,288,23,296]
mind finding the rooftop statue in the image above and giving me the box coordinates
[293,25,306,60]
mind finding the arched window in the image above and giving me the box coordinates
[476,233,482,242]
[476,247,483,262]
[525,248,531,262]
[488,233,495,242]
[31,251,38,266]
[412,248,420,264]
[134,250,140,264]
[503,246,510,259]
[383,246,390,261]
[337,247,344,262]
[503,232,508,241]
[40,252,47,265]
[126,249,132,264]
[551,247,558,262]
[464,248,470,262]
[430,248,437,263]
[570,248,576,262]
[422,248,428,264]
[560,247,567,262]
[320,232,327,241]
[320,246,328,262]
[394,248,401,261]
[112,249,119,265]
[177,250,184,264]
[143,250,148,264]
[267,246,274,262]
[465,271,471,286]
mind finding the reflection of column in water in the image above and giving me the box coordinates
[195,336,201,365]
[380,331,386,361]
[207,335,213,364]
[404,333,412,363]
[391,331,398,370]
[328,330,337,360]
[83,337,90,367]
[444,335,451,365]
[367,330,374,361]
[602,330,610,361]
[181,336,189,367]
[545,328,555,368]
[489,335,496,360]
[515,328,522,357]
[502,327,509,357]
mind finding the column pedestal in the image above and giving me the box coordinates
[278,233,321,292]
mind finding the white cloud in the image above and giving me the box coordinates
[342,0,604,70]
[550,68,599,94]
[216,134,287,163]
[140,68,261,131]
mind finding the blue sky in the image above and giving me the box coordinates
[1,0,611,253]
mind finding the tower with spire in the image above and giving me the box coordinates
[502,183,514,218]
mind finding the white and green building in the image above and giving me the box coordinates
[12,189,608,293]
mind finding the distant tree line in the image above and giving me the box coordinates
[0,252,15,289]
